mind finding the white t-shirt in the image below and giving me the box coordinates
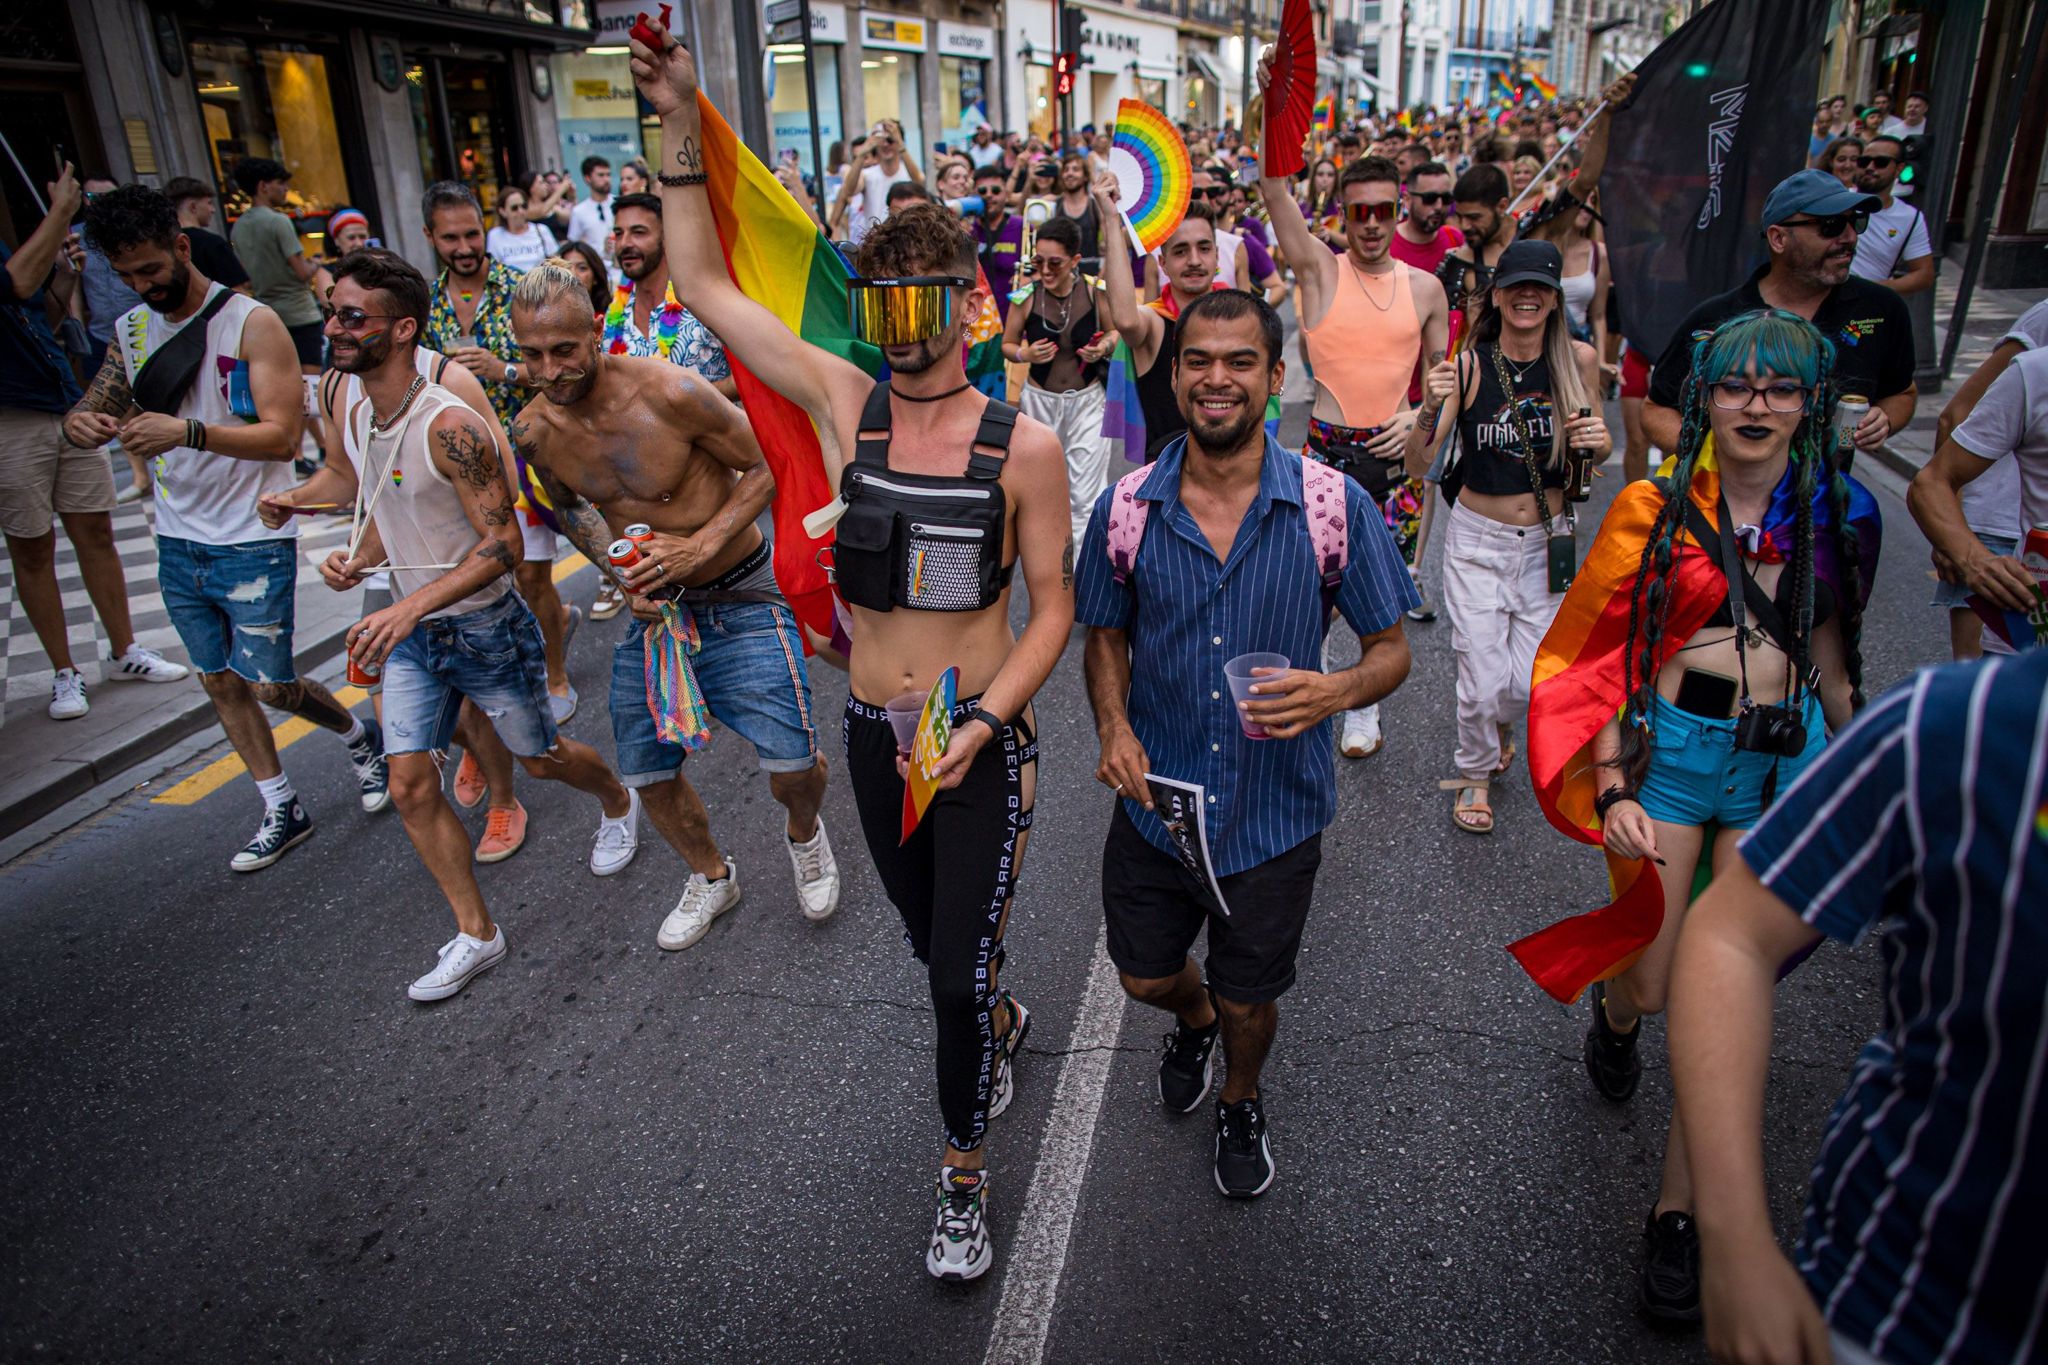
[1850,197,1930,284]
[1876,118,1926,196]
[116,286,296,546]
[1215,228,1243,288]
[487,222,559,274]
[1951,346,2048,540]
[967,140,1005,170]
[851,163,912,241]
[1949,301,2048,539]
[566,196,614,257]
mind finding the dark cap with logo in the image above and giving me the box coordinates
[1761,169,1881,227]
[1492,239,1564,291]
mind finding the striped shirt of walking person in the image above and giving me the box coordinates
[1667,648,2048,1365]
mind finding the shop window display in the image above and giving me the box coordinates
[191,37,354,242]
[861,53,923,163]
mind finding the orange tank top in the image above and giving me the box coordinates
[1303,258,1421,428]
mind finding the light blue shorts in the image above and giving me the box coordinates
[1635,691,1825,829]
[1931,530,2018,608]
[381,593,557,758]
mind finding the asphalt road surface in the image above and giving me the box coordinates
[1,386,1946,1363]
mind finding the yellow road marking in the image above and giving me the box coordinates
[151,553,592,806]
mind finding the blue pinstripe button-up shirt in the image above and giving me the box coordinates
[1077,437,1419,875]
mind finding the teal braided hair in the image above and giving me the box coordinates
[1610,309,1852,789]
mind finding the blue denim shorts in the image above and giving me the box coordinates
[381,592,557,758]
[1635,690,1826,829]
[609,598,819,786]
[155,534,299,683]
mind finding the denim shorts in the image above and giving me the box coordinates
[609,598,818,786]
[381,592,556,757]
[1931,531,2018,608]
[156,534,299,683]
[1635,690,1825,829]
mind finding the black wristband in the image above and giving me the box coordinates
[658,170,708,188]
[968,710,1004,743]
[1592,786,1636,820]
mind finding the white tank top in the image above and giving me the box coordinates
[347,382,510,618]
[1559,244,1598,335]
[1215,229,1242,288]
[117,286,297,546]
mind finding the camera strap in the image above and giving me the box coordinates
[1690,493,1802,708]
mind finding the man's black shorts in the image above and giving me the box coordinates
[286,321,325,368]
[1100,803,1322,1004]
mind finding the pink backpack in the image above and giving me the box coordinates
[1105,454,1349,610]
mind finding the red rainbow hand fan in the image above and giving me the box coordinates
[1261,0,1317,179]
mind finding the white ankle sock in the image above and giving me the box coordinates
[255,773,296,810]
[339,715,367,746]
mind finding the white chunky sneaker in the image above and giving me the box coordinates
[1338,705,1383,759]
[657,859,742,950]
[786,817,841,922]
[926,1166,994,1282]
[590,787,641,877]
[408,927,508,1002]
[988,992,1033,1120]
[108,644,190,683]
[48,668,88,720]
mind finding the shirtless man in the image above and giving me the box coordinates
[1259,74,1449,760]
[631,24,1073,1284]
[507,263,840,940]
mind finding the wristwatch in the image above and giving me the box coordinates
[504,362,519,385]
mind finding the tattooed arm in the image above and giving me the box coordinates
[510,413,625,592]
[62,348,137,448]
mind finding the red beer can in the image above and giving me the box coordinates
[2022,523,2048,576]
[607,537,642,570]
[622,523,655,550]
[346,653,382,687]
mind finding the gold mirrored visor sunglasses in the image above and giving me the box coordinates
[847,276,974,346]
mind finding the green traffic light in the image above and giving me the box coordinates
[1900,165,1915,182]
[1684,61,1711,77]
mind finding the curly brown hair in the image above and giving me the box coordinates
[854,203,977,279]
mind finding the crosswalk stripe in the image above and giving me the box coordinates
[148,553,593,806]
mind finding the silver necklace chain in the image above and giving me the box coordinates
[370,375,426,435]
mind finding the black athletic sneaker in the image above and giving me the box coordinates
[1159,1014,1220,1113]
[1583,981,1643,1102]
[926,1166,993,1282]
[988,991,1032,1120]
[1639,1208,1703,1327]
[348,719,390,815]
[1214,1095,1275,1198]
[230,800,313,873]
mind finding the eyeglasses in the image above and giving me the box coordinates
[1408,190,1452,205]
[1345,201,1399,223]
[502,200,527,212]
[329,307,399,332]
[1708,380,1811,413]
[1854,155,1896,169]
[1782,211,1867,239]
[846,276,973,345]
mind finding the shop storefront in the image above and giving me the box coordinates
[552,50,643,178]
[1075,8,1179,128]
[936,22,996,150]
[859,10,927,163]
[406,50,526,219]
[768,2,848,179]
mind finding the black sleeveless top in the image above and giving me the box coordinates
[1454,346,1567,497]
[1022,282,1105,390]
[1137,315,1185,461]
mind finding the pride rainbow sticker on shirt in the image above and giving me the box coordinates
[391,470,404,487]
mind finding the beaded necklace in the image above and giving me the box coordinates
[603,282,684,360]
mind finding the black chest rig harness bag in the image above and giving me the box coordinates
[831,381,1018,613]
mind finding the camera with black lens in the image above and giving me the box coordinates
[1734,700,1807,757]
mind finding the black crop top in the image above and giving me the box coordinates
[1453,346,1569,498]
[830,383,1018,614]
[1703,564,1837,632]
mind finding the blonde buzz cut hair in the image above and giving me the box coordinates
[512,259,599,318]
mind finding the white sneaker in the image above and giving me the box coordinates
[657,859,742,950]
[408,927,508,1002]
[1339,705,1383,758]
[108,644,190,684]
[786,816,841,922]
[590,788,641,877]
[48,668,88,720]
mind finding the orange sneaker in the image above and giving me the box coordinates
[475,801,528,864]
[453,749,488,809]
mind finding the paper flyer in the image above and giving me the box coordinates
[900,666,959,843]
[1143,774,1230,917]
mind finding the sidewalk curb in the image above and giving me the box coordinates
[1868,440,1923,486]
[0,617,354,843]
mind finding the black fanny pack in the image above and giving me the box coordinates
[130,289,233,416]
[1307,419,1402,499]
[830,382,1017,614]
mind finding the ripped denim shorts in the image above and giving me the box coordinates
[380,591,556,758]
[156,534,300,683]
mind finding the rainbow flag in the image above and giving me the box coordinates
[965,268,1005,397]
[1312,92,1336,131]
[1509,443,1880,1003]
[695,92,881,646]
[1527,72,1559,101]
[1396,107,1415,131]
[1493,72,1520,103]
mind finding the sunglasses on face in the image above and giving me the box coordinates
[330,307,398,332]
[1709,380,1811,413]
[847,276,972,345]
[1194,186,1229,199]
[1783,211,1868,239]
[1345,201,1398,224]
[1408,190,1452,205]
[1031,255,1071,272]
[1855,155,1896,169]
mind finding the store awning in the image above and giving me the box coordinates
[1187,50,1224,84]
[1136,60,1178,81]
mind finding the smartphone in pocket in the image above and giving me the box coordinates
[1545,529,1577,594]
[1674,668,1739,719]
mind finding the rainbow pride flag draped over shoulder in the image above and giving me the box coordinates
[695,93,881,645]
[1509,441,1880,1003]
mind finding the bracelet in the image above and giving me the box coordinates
[658,170,708,188]
[184,418,197,449]
[967,710,1004,743]
[194,420,207,451]
[1592,786,1636,820]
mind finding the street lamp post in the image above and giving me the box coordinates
[1241,0,1255,132]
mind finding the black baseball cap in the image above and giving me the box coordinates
[1492,239,1563,291]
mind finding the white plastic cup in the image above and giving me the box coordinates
[884,692,926,756]
[1224,652,1290,740]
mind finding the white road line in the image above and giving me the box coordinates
[983,927,1130,1365]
